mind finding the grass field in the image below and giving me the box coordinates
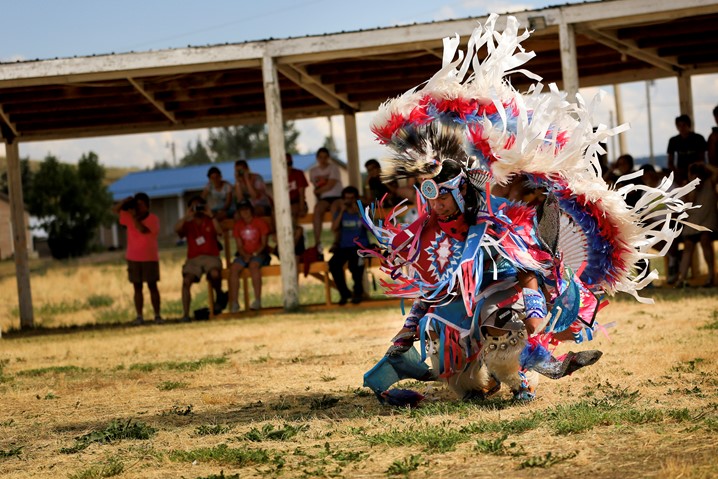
[1,254,717,478]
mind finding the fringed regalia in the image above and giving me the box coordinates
[361,14,702,404]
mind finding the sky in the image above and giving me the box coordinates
[1,0,716,170]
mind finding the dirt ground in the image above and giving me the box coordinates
[1,291,717,478]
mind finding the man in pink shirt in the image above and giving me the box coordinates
[112,192,162,324]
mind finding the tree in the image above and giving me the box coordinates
[0,156,33,197]
[206,122,300,162]
[179,137,212,166]
[28,153,113,259]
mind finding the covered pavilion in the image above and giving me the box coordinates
[2,0,717,329]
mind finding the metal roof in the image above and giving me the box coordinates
[1,0,717,143]
[107,153,328,200]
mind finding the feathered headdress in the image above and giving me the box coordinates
[368,14,700,301]
[371,14,621,190]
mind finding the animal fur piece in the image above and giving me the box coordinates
[481,329,536,395]
[381,123,470,181]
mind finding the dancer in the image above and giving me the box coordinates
[361,14,700,405]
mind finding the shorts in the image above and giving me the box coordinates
[127,261,160,284]
[233,252,271,268]
[318,196,341,205]
[182,255,223,282]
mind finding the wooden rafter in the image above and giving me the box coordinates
[277,63,358,110]
[577,27,681,73]
[0,102,19,137]
[127,77,178,124]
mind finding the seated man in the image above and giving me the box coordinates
[228,200,271,312]
[328,186,369,305]
[174,196,226,321]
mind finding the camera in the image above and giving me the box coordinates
[192,203,206,213]
[120,198,137,211]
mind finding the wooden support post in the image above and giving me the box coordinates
[558,18,579,102]
[343,112,361,188]
[613,84,627,155]
[676,73,693,120]
[262,53,299,311]
[4,139,34,329]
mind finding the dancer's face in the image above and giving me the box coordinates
[429,192,459,219]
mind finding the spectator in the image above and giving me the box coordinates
[287,153,309,219]
[112,193,162,325]
[328,186,370,305]
[667,114,707,186]
[308,147,344,254]
[234,160,272,216]
[201,166,233,221]
[363,158,406,207]
[228,200,271,312]
[175,196,226,322]
[675,163,717,288]
[603,154,634,185]
[603,154,642,207]
[708,105,718,168]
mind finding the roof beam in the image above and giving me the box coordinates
[576,27,681,73]
[127,77,178,124]
[277,63,358,110]
[0,103,19,137]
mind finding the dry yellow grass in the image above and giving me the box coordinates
[1,257,717,478]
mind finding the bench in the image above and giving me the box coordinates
[205,211,392,317]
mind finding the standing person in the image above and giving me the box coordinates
[234,160,273,216]
[707,105,718,168]
[675,163,717,288]
[308,147,343,255]
[175,196,225,322]
[112,193,162,325]
[201,166,233,221]
[286,153,309,220]
[328,186,369,305]
[228,201,271,312]
[667,114,707,186]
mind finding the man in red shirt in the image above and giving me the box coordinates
[175,196,224,322]
[113,192,162,325]
[228,201,271,312]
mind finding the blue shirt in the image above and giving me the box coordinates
[338,211,369,248]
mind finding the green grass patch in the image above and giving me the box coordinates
[129,355,228,372]
[241,423,308,442]
[85,294,114,308]
[17,365,90,377]
[168,444,275,466]
[157,381,188,391]
[386,454,423,476]
[195,423,233,436]
[60,419,156,454]
[96,307,133,324]
[519,451,578,469]
[364,424,468,453]
[0,446,22,459]
[473,434,525,456]
[68,456,124,479]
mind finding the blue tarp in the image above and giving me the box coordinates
[108,153,337,200]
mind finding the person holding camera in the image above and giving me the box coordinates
[328,186,369,305]
[112,192,162,325]
[175,196,225,322]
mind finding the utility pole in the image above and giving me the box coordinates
[166,141,177,166]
